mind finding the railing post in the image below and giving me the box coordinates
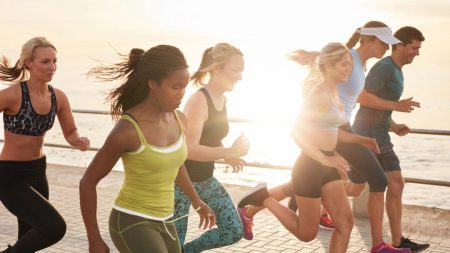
[352,184,370,218]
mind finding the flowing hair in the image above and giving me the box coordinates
[87,45,188,121]
[0,37,56,83]
[288,43,349,97]
[190,43,243,86]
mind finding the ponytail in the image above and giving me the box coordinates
[288,50,321,97]
[190,47,213,86]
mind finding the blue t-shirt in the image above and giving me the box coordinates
[338,49,365,121]
[353,56,404,151]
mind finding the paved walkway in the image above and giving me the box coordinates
[1,164,449,252]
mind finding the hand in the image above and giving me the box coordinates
[88,238,110,253]
[395,97,420,112]
[192,200,216,230]
[230,133,250,157]
[76,136,90,151]
[321,153,349,181]
[390,123,410,136]
[359,137,380,154]
[224,157,245,173]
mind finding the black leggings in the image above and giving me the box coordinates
[0,157,66,253]
[336,123,388,192]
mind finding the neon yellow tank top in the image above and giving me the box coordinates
[114,112,187,220]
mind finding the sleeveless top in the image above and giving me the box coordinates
[185,88,229,182]
[113,112,187,220]
[310,85,348,132]
[3,81,57,136]
[337,49,366,121]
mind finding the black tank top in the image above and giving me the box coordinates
[185,88,229,182]
[3,81,57,136]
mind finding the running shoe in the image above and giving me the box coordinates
[319,213,335,230]
[395,236,429,252]
[237,207,254,240]
[371,242,411,253]
[237,183,269,208]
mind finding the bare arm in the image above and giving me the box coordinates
[337,128,380,154]
[174,165,216,229]
[358,89,420,112]
[291,87,349,173]
[54,89,90,151]
[0,84,19,114]
[184,91,248,161]
[389,118,410,136]
[79,121,133,252]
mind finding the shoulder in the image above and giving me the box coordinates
[51,87,70,103]
[0,82,21,96]
[0,83,22,108]
[107,117,140,152]
[304,85,330,110]
[371,57,395,73]
[186,89,207,106]
[175,110,187,126]
[183,89,208,116]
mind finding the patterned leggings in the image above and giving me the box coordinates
[174,176,243,253]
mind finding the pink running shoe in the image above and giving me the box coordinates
[238,207,254,240]
[371,242,412,253]
[319,213,335,230]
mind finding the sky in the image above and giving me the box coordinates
[1,0,450,129]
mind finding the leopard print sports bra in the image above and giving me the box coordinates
[3,81,57,136]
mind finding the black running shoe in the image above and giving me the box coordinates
[395,237,430,252]
[237,183,269,208]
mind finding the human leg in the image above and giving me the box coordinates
[1,181,66,252]
[238,181,293,240]
[244,181,292,218]
[0,159,66,253]
[321,180,354,253]
[184,177,243,253]
[337,137,388,247]
[109,209,182,253]
[385,170,405,245]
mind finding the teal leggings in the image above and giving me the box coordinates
[174,176,243,253]
[109,209,181,253]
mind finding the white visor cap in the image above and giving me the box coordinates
[360,27,402,45]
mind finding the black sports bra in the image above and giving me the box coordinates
[3,81,57,136]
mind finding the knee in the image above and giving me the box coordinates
[388,177,405,194]
[334,214,354,236]
[220,228,243,245]
[298,229,319,242]
[346,183,365,197]
[42,215,67,243]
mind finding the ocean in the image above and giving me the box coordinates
[1,0,450,209]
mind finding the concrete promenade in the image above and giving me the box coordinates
[1,164,449,252]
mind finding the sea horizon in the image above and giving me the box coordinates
[1,0,450,210]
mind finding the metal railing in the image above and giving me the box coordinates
[1,109,449,187]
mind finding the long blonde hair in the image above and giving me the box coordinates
[0,37,56,83]
[190,43,243,86]
[288,42,348,97]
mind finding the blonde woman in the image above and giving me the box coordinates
[238,43,376,253]
[173,43,249,253]
[0,37,90,252]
